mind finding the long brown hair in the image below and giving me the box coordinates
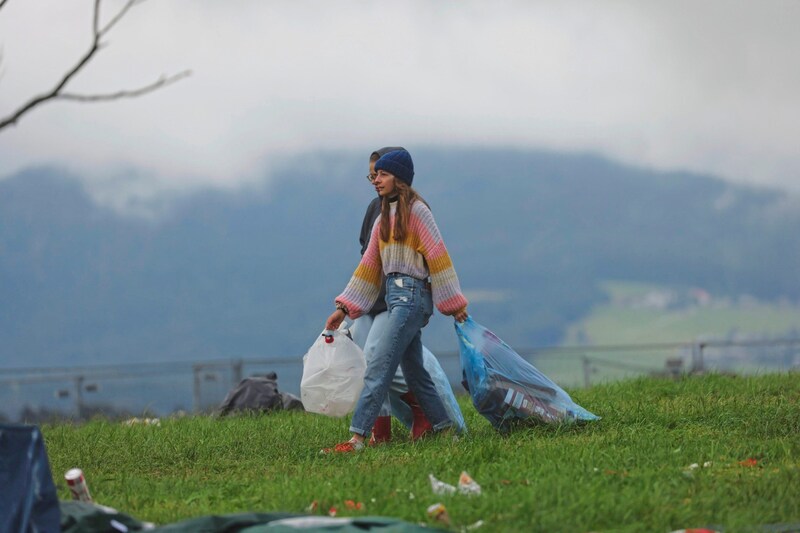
[379,180,427,242]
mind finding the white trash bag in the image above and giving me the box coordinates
[300,330,366,417]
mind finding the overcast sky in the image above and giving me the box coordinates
[1,0,799,205]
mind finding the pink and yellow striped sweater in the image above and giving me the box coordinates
[336,200,468,319]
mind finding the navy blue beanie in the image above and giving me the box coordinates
[374,149,414,186]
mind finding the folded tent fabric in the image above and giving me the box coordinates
[0,424,61,533]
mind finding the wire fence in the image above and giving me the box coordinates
[1,338,798,423]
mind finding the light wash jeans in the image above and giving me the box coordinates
[350,311,414,428]
[349,274,453,437]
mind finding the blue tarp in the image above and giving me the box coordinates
[0,424,61,533]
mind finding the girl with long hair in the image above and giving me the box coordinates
[323,148,468,453]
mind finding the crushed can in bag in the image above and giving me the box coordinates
[65,468,93,502]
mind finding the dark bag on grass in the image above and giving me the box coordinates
[455,317,599,432]
[218,373,304,416]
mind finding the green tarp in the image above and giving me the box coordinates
[60,501,440,532]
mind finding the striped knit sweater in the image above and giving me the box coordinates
[336,200,468,319]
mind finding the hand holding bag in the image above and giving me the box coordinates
[301,330,366,417]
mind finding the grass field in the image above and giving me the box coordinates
[43,373,800,532]
[564,281,800,346]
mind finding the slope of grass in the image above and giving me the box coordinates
[564,281,800,345]
[43,373,800,532]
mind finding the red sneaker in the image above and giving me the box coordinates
[320,438,364,455]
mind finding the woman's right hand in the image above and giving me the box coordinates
[325,309,346,331]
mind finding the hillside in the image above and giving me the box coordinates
[42,374,800,531]
[2,148,800,367]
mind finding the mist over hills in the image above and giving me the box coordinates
[2,148,799,368]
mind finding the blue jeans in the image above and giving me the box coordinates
[351,313,467,431]
[350,312,413,428]
[349,274,453,437]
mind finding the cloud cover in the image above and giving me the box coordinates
[1,0,798,199]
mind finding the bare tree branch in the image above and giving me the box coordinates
[0,0,189,132]
[99,0,147,36]
[59,70,192,102]
[93,0,101,35]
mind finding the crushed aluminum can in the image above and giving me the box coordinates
[426,502,451,526]
[458,471,482,496]
[65,468,93,502]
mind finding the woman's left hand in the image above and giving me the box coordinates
[453,309,468,323]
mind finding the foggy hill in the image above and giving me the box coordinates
[2,148,798,368]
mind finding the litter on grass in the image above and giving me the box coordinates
[429,474,457,495]
[426,503,451,526]
[429,471,482,496]
[458,471,481,496]
[122,418,160,427]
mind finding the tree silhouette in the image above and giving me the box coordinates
[0,0,190,131]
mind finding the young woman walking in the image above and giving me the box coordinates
[349,146,466,444]
[323,148,468,453]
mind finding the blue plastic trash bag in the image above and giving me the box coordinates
[455,317,599,431]
[422,346,467,433]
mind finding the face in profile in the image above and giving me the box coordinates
[373,169,396,197]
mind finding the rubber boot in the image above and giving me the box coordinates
[400,392,433,440]
[368,416,392,446]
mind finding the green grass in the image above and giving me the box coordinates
[564,281,800,345]
[43,373,800,532]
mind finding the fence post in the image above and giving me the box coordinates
[582,356,592,388]
[691,342,706,373]
[232,359,243,387]
[74,375,84,418]
[192,364,201,413]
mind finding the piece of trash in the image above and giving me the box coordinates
[429,474,456,495]
[110,519,129,532]
[65,468,93,502]
[466,519,485,530]
[305,500,318,513]
[123,417,160,427]
[458,471,482,496]
[426,502,451,526]
[739,458,758,467]
[328,506,337,517]
[344,500,364,511]
[683,461,713,478]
